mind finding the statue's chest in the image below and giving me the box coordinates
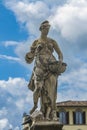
[36,41,53,54]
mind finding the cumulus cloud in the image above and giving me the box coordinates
[0,77,33,114]
[4,0,87,41]
[5,0,87,49]
[0,118,13,130]
[3,0,87,63]
[4,0,50,35]
[0,77,33,129]
[0,77,27,96]
[49,0,87,41]
[57,62,87,101]
[59,62,87,88]
[0,77,33,110]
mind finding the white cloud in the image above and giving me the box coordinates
[15,92,33,110]
[4,0,50,35]
[4,0,87,41]
[1,39,34,70]
[3,41,19,47]
[3,0,87,64]
[0,77,27,96]
[57,62,87,101]
[59,62,87,88]
[0,77,33,110]
[15,99,25,110]
[0,118,13,130]
[49,0,87,40]
[0,54,21,62]
[0,77,33,128]
[0,107,8,117]
[58,88,87,102]
[5,0,49,19]
[14,126,20,130]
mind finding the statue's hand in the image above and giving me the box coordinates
[58,59,63,64]
[25,52,34,64]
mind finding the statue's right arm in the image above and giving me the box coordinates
[25,40,38,64]
[30,40,38,53]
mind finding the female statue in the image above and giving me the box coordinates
[25,20,66,120]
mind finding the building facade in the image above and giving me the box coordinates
[56,100,87,130]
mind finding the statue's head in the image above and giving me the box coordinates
[39,20,50,31]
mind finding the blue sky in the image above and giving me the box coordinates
[0,0,87,129]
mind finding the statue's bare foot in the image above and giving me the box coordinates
[46,117,51,121]
[52,110,58,121]
[53,116,58,121]
[30,106,37,114]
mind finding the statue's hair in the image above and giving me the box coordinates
[41,20,49,25]
[39,20,50,31]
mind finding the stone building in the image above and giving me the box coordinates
[56,100,87,130]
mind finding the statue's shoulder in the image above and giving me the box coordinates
[32,39,40,46]
[48,37,56,43]
[32,39,38,45]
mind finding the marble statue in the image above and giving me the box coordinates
[25,20,67,122]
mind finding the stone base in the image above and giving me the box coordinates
[30,121,63,130]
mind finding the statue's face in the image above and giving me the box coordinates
[41,24,50,36]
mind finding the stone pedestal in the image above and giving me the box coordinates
[30,121,63,130]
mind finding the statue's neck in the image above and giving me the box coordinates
[40,34,47,41]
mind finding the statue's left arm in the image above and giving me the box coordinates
[52,40,63,62]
